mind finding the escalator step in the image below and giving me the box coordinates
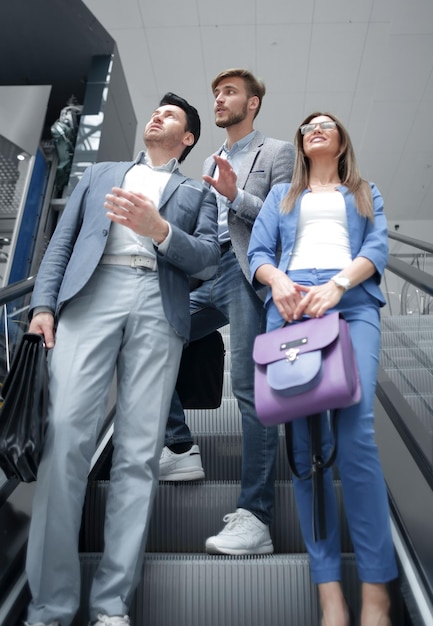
[81,481,351,554]
[75,552,360,626]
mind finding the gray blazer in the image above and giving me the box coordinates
[30,154,220,341]
[203,131,295,287]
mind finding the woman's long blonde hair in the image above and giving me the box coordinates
[281,112,373,220]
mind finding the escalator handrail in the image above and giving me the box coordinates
[0,276,36,307]
[387,255,433,297]
[0,232,430,305]
[388,230,433,256]
[376,366,433,492]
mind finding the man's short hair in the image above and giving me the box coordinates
[211,68,266,118]
[159,92,201,162]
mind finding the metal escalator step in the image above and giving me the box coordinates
[184,397,241,428]
[191,431,292,481]
[81,480,351,554]
[384,367,433,395]
[381,315,433,333]
[184,411,339,482]
[401,393,433,427]
[221,370,233,396]
[76,552,360,626]
[380,350,423,369]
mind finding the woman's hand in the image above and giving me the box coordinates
[269,271,305,323]
[293,281,344,319]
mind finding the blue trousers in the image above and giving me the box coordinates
[273,269,398,584]
[26,265,184,625]
[166,248,279,525]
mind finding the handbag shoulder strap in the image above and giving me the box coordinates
[284,411,339,542]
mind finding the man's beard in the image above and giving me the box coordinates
[215,102,248,128]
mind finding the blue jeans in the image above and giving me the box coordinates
[165,248,278,525]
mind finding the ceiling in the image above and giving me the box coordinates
[1,0,433,230]
[78,0,433,230]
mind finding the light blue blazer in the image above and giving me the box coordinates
[248,182,389,308]
[30,153,220,341]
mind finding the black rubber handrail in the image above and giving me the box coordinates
[387,255,433,297]
[0,276,36,307]
[388,230,433,255]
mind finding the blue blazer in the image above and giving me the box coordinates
[248,182,389,307]
[30,154,220,341]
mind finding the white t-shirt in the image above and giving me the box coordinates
[288,191,352,270]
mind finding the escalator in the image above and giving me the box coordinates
[0,231,432,625]
[78,323,364,625]
[375,313,433,625]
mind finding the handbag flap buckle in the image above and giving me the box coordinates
[285,347,300,362]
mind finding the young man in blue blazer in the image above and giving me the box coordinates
[24,93,219,626]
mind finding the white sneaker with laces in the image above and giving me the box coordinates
[205,508,274,555]
[90,615,130,626]
[159,444,205,481]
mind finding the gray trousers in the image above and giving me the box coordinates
[26,265,184,625]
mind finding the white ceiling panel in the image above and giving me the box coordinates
[360,151,396,197]
[422,70,433,101]
[391,0,433,34]
[301,92,357,123]
[376,35,433,100]
[197,0,255,26]
[370,0,393,23]
[83,0,142,29]
[353,21,390,94]
[306,23,369,93]
[359,99,417,154]
[137,0,200,27]
[255,25,312,93]
[419,178,433,219]
[256,0,315,24]
[313,0,375,23]
[83,0,433,226]
[199,25,258,77]
[405,101,433,153]
[144,27,206,94]
[385,150,433,219]
[109,30,158,98]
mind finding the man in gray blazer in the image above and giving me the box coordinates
[160,69,295,555]
[24,93,219,626]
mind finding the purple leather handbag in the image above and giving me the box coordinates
[253,312,361,426]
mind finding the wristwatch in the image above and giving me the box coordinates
[331,275,352,291]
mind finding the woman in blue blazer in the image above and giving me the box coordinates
[248,112,397,626]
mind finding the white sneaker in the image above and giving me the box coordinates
[205,508,274,555]
[90,615,130,626]
[159,444,205,481]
